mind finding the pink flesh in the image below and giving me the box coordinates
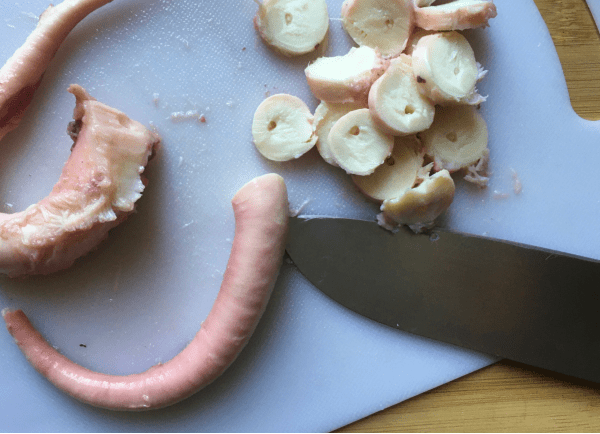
[3,173,289,411]
[0,0,113,141]
[0,85,159,276]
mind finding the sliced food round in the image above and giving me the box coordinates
[328,108,394,175]
[419,104,488,172]
[380,169,455,227]
[305,46,389,104]
[341,0,415,58]
[412,31,481,105]
[254,0,329,56]
[368,55,435,135]
[352,135,424,202]
[252,94,317,161]
[414,0,497,31]
[314,101,366,166]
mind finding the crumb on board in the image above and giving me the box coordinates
[511,169,523,194]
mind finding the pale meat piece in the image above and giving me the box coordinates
[411,31,485,105]
[305,46,389,105]
[341,0,415,58]
[0,0,113,142]
[352,135,424,202]
[414,0,497,31]
[368,55,435,135]
[253,0,329,56]
[0,85,159,277]
[313,100,366,166]
[379,169,455,232]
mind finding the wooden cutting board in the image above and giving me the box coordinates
[338,0,600,431]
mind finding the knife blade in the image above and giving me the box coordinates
[285,216,600,383]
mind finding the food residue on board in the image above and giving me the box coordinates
[252,0,497,232]
[169,110,207,123]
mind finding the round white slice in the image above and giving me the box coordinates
[414,0,497,31]
[254,0,329,56]
[412,31,480,105]
[305,46,389,104]
[252,94,317,161]
[352,135,424,202]
[380,169,455,227]
[328,108,394,175]
[341,0,414,58]
[368,55,435,135]
[419,104,488,171]
[313,101,366,166]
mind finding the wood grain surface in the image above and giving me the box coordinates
[336,0,600,432]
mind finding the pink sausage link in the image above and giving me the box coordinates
[3,173,289,410]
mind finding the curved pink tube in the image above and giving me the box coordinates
[0,0,113,140]
[3,173,289,410]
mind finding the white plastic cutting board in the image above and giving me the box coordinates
[0,0,598,431]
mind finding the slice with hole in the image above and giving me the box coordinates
[314,101,366,167]
[253,0,329,56]
[412,31,483,105]
[341,0,415,58]
[252,94,317,161]
[368,55,435,135]
[419,104,488,172]
[305,46,389,104]
[415,0,497,31]
[328,108,394,175]
[352,135,424,202]
[379,168,455,231]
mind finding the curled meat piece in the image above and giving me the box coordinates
[3,173,289,410]
[0,85,159,277]
[0,0,113,141]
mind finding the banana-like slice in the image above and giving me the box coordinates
[305,46,389,104]
[314,101,366,166]
[368,55,435,135]
[252,94,317,161]
[253,0,329,56]
[341,0,415,58]
[352,135,424,202]
[419,104,488,172]
[379,168,455,230]
[328,108,394,175]
[415,0,497,31]
[412,31,484,105]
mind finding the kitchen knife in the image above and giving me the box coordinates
[285,216,600,383]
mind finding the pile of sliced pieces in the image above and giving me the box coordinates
[253,0,497,232]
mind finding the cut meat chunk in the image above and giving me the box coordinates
[252,94,317,161]
[253,0,329,56]
[412,31,485,105]
[313,101,367,167]
[352,135,424,202]
[419,104,488,172]
[0,85,159,277]
[369,55,435,135]
[341,0,415,58]
[327,108,394,176]
[415,0,497,31]
[305,46,389,104]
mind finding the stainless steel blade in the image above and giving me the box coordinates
[286,216,600,383]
